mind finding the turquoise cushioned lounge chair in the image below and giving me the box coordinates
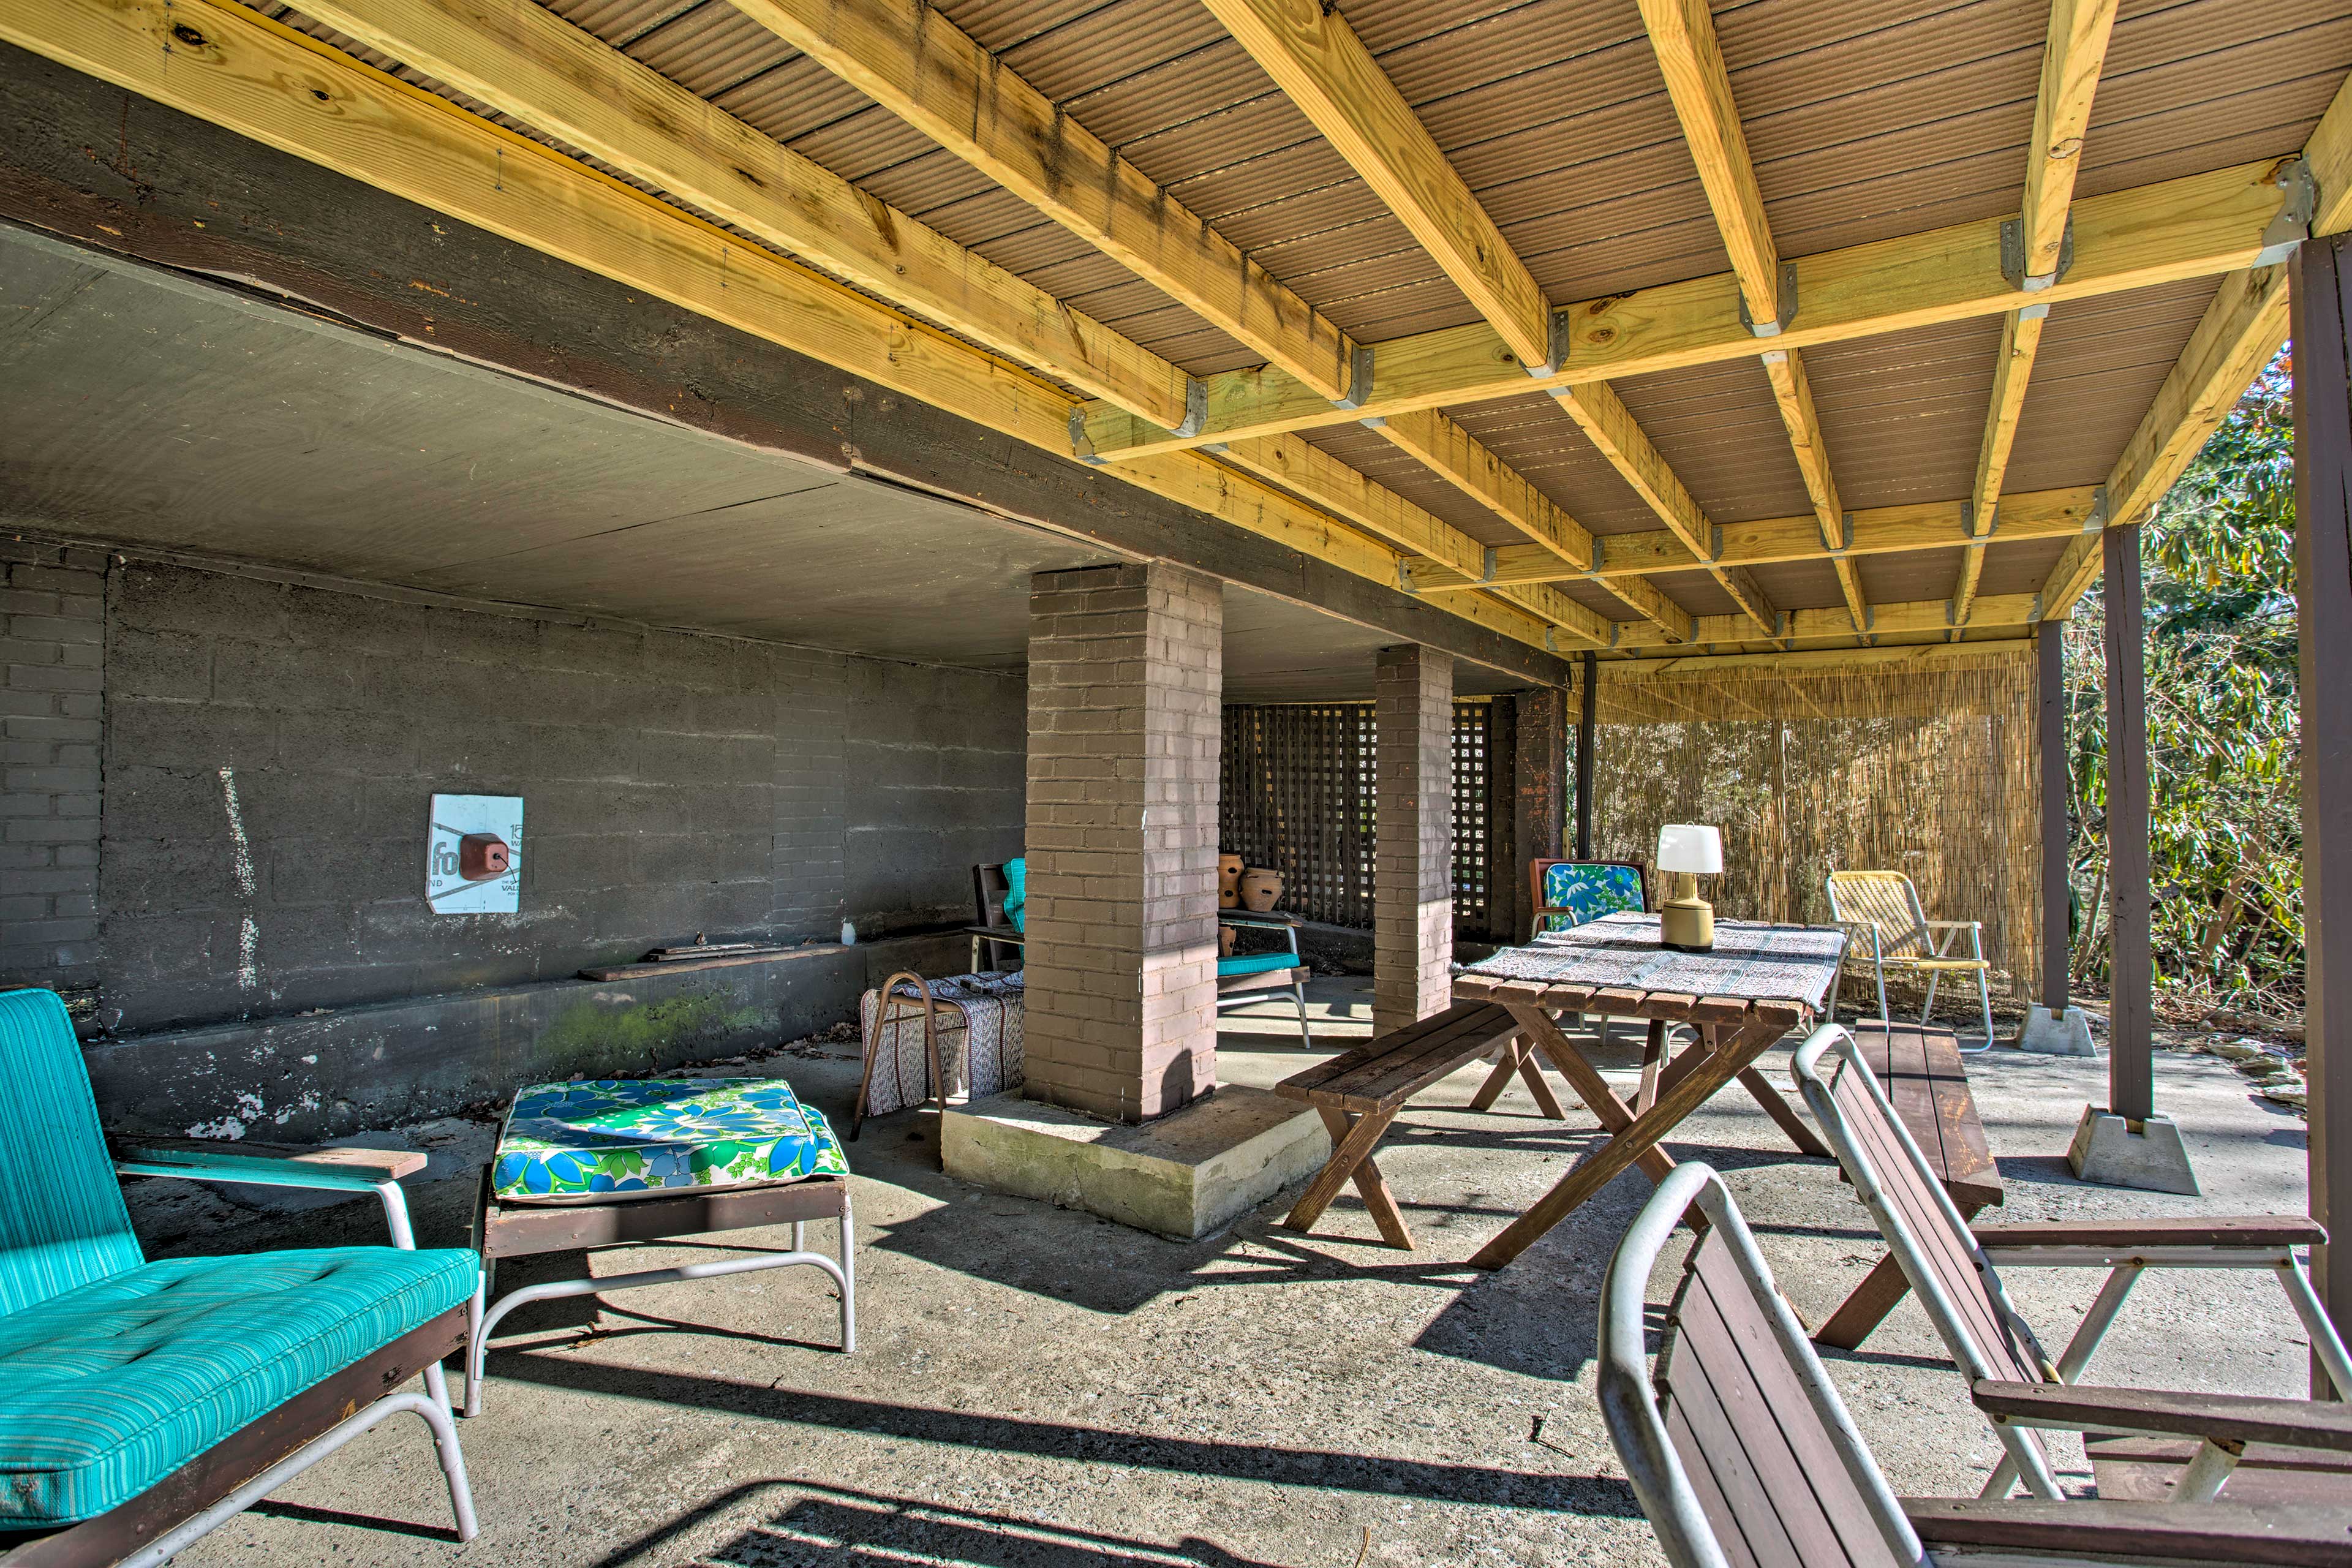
[0,987,480,1566]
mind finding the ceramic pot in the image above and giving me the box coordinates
[1219,927,1237,957]
[1219,853,1243,908]
[1239,867,1284,913]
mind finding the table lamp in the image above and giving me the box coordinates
[1656,824,1722,952]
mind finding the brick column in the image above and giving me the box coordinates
[1023,563,1222,1123]
[1374,644,1453,1035]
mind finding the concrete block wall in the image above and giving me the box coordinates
[0,541,106,1012]
[6,555,1023,1042]
[1023,562,1222,1123]
[1374,644,1455,1034]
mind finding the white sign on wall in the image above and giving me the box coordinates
[426,794,523,914]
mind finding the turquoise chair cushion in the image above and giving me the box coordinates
[1001,858,1026,932]
[0,1245,477,1527]
[1216,952,1300,979]
[1539,862,1647,933]
[0,988,142,1317]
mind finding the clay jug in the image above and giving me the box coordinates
[1240,867,1284,913]
[1219,853,1243,908]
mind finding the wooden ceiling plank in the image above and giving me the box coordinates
[1615,593,2044,650]
[0,0,1574,654]
[1958,0,2120,628]
[1074,157,2310,461]
[726,0,1356,404]
[1199,0,1553,372]
[290,0,1202,428]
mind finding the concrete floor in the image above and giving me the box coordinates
[128,979,2320,1567]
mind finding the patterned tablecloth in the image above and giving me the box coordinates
[1461,911,1847,1012]
[859,970,1025,1118]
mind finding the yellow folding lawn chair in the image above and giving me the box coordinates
[1826,869,1996,1052]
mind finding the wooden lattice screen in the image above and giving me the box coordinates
[1221,700,1492,933]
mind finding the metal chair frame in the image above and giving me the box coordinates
[1826,870,1996,1052]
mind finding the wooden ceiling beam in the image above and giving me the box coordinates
[292,0,1205,426]
[1615,592,2044,650]
[1638,0,1860,636]
[1954,0,2120,627]
[1074,157,2308,461]
[1199,0,1551,371]
[725,0,1355,406]
[2039,263,2291,617]
[1370,407,1692,640]
[1404,486,2103,591]
[1553,383,1776,636]
[2036,68,2350,617]
[0,0,1577,654]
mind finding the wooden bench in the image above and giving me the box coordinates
[1813,1021,2003,1348]
[1273,1001,1525,1249]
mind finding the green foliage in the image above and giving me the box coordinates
[2065,351,2303,1011]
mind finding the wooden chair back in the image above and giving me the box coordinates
[1528,858,1649,939]
[1826,871,1932,961]
[973,862,1015,930]
[1792,1025,2065,1496]
[1600,1163,1927,1568]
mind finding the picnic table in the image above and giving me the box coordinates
[1453,911,1847,1268]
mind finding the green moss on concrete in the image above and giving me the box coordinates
[538,990,768,1073]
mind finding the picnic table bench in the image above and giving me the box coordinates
[1812,1021,2004,1349]
[1273,1001,1525,1249]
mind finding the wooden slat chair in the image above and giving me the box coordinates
[1793,1022,2352,1506]
[0,987,479,1567]
[1473,858,1662,1114]
[1599,1161,2352,1568]
[1826,870,1995,1052]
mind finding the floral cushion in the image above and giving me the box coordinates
[1001,857,1027,932]
[492,1078,848,1204]
[1538,861,1647,933]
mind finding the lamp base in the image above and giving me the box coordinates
[1660,897,1714,952]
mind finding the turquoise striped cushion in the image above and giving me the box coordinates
[1217,952,1300,978]
[0,988,141,1317]
[0,1246,477,1526]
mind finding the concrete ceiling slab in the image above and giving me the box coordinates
[0,226,1520,699]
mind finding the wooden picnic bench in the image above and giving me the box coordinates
[1273,1001,1525,1249]
[1812,1021,2005,1349]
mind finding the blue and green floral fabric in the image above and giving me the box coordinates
[1537,861,1648,935]
[1001,857,1027,932]
[493,1078,848,1203]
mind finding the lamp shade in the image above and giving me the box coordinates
[1656,824,1723,875]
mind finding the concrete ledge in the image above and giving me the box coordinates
[941,1086,1331,1240]
[2067,1106,2201,1196]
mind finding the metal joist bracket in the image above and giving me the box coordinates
[2252,156,2316,268]
[2082,484,2110,534]
[1396,560,1419,595]
[1169,377,1208,440]
[1332,343,1376,410]
[1528,307,1573,378]
[1739,262,1799,337]
[2002,214,2074,292]
[1706,524,1725,567]
[1068,407,1107,466]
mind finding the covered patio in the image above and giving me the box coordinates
[2,0,2351,1560]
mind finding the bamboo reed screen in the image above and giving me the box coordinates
[1221,701,1493,932]
[1575,650,2042,997]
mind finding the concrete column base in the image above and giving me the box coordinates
[941,1085,1331,1240]
[2016,1004,2096,1056]
[2066,1106,2201,1195]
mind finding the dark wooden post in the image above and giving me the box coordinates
[2038,622,2070,1012]
[2294,228,2352,1377]
[1510,687,1566,944]
[2102,522,2154,1124]
[1575,650,1597,860]
[1487,695,1520,942]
